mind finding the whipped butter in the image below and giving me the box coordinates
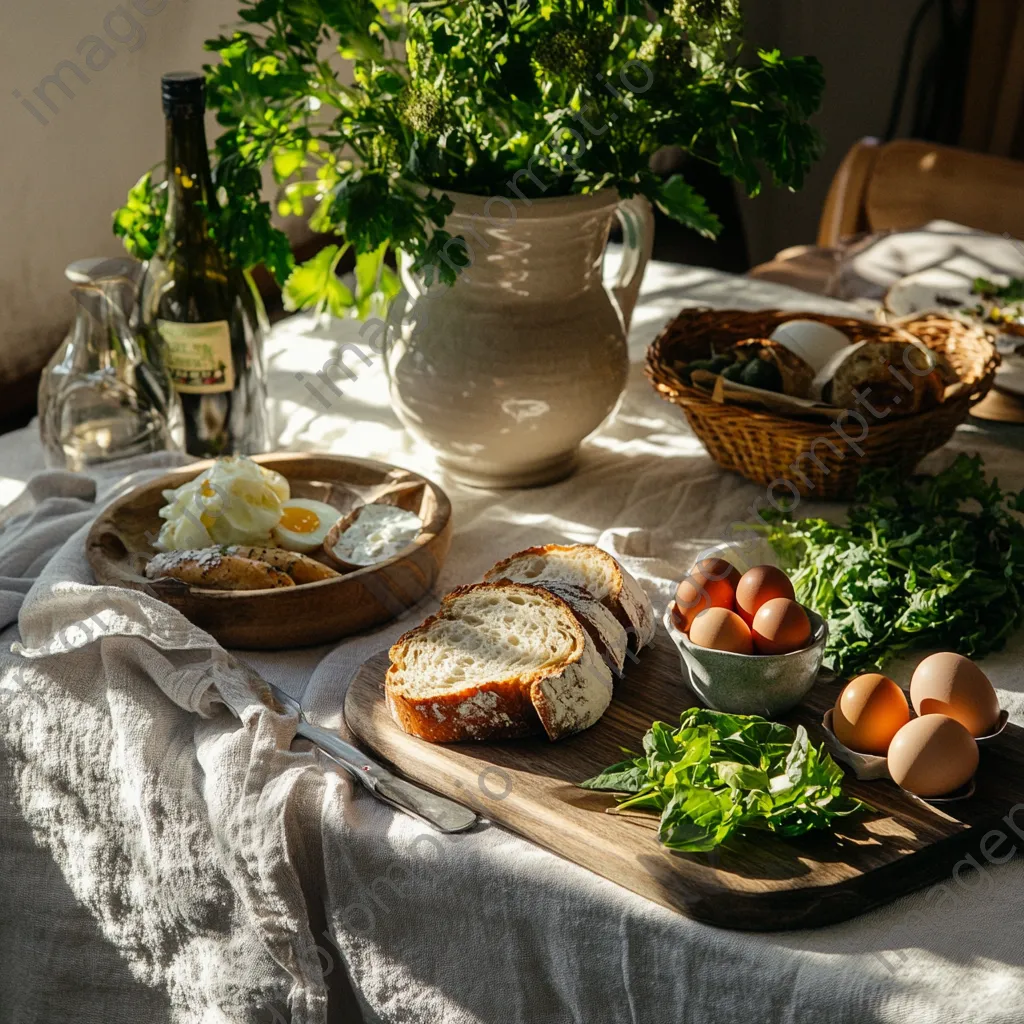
[331,503,423,566]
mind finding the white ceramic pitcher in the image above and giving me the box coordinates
[385,189,654,487]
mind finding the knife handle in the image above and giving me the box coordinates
[297,721,478,834]
[297,720,383,780]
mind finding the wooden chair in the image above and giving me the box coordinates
[750,137,1024,423]
[817,137,1024,246]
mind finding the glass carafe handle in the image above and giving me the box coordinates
[611,195,655,332]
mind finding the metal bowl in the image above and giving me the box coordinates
[663,602,828,718]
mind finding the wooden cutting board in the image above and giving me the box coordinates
[344,634,1024,931]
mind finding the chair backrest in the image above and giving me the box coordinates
[817,138,1024,247]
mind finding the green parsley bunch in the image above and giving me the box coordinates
[115,0,825,317]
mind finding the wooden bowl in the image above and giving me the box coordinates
[322,503,422,572]
[86,453,453,649]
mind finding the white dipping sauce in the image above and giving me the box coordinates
[331,503,423,565]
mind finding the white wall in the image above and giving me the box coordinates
[0,0,939,384]
[739,0,943,264]
[0,0,243,385]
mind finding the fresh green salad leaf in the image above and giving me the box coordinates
[580,708,864,853]
[963,276,1024,325]
[763,454,1024,677]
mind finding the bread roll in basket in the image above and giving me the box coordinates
[645,309,998,499]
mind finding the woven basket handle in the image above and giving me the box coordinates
[611,195,654,332]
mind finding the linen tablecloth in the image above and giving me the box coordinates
[2,253,1024,1024]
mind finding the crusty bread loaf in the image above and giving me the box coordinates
[484,544,655,651]
[224,545,339,584]
[386,582,613,742]
[528,580,628,676]
[145,549,295,590]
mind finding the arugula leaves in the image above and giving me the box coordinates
[764,454,1024,677]
[581,709,863,852]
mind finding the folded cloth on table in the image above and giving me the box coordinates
[836,219,1024,301]
[0,454,330,1024]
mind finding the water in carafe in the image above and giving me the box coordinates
[38,257,183,470]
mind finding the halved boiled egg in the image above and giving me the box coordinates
[272,499,341,553]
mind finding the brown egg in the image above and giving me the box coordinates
[833,673,910,755]
[887,714,979,797]
[688,607,754,655]
[670,604,689,633]
[674,558,739,632]
[910,652,1000,737]
[693,557,741,590]
[735,565,796,626]
[751,597,811,655]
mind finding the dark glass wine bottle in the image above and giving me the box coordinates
[138,71,269,457]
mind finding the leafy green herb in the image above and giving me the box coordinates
[112,171,165,263]
[114,0,824,317]
[961,277,1024,326]
[973,276,1024,303]
[112,158,295,286]
[763,454,1024,677]
[581,708,863,852]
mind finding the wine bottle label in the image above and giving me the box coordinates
[157,319,235,394]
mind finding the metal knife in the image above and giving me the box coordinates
[264,680,478,834]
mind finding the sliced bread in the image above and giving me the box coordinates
[386,582,613,742]
[484,544,655,651]
[525,580,628,676]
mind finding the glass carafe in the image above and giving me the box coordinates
[38,258,183,470]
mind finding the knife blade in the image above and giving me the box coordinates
[263,679,478,834]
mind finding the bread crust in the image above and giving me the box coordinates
[386,582,612,742]
[224,545,339,584]
[145,549,295,590]
[485,543,656,651]
[525,580,627,676]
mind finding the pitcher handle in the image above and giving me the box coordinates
[611,194,655,332]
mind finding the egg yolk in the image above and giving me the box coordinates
[279,505,321,534]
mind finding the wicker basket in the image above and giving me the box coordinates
[645,309,999,500]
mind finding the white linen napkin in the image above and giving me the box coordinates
[0,455,330,1023]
